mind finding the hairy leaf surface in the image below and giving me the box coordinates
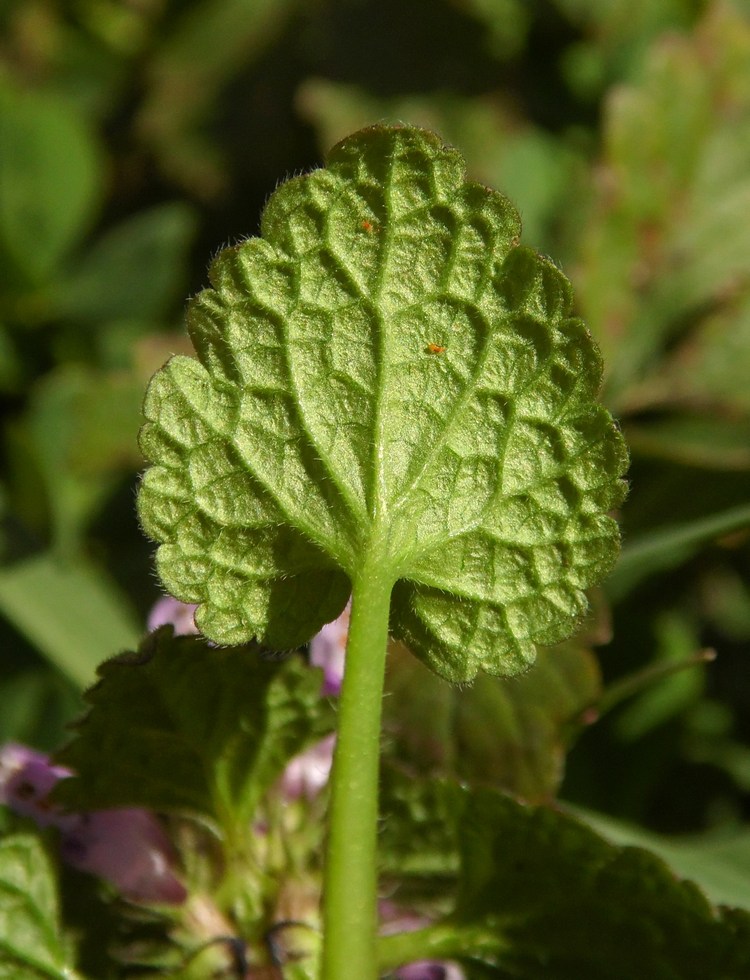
[138,125,627,680]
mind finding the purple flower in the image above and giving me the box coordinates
[147,596,199,635]
[59,808,187,904]
[0,743,186,904]
[393,962,464,980]
[0,744,71,827]
[310,600,350,696]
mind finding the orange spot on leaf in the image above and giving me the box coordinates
[427,343,446,354]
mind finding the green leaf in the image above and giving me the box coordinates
[0,670,82,749]
[611,612,706,740]
[0,553,140,688]
[576,809,750,912]
[447,786,750,979]
[54,628,334,830]
[138,125,626,682]
[9,365,146,552]
[0,834,83,980]
[53,203,197,325]
[298,81,585,254]
[607,501,750,600]
[577,4,750,416]
[455,791,750,978]
[379,768,461,881]
[0,82,101,285]
[459,0,531,59]
[383,639,601,801]
[556,0,698,97]
[139,0,301,193]
[625,415,750,471]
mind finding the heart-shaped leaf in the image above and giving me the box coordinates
[138,125,627,681]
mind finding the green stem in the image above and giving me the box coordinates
[596,647,715,718]
[320,554,393,980]
[378,922,507,973]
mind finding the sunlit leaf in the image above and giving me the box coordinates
[298,81,584,254]
[138,125,626,681]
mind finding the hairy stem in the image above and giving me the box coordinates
[320,552,393,980]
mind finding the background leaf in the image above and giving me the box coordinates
[0,834,83,980]
[5,366,147,553]
[577,807,750,911]
[577,2,750,445]
[0,553,140,688]
[383,639,601,801]
[607,502,750,600]
[450,785,750,979]
[53,203,197,328]
[54,628,334,831]
[138,0,304,195]
[0,82,101,285]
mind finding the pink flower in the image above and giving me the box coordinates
[278,733,336,801]
[0,744,70,827]
[310,600,350,696]
[0,743,186,904]
[147,596,199,635]
[59,808,187,904]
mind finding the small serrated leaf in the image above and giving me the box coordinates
[54,628,333,829]
[378,783,750,979]
[138,125,627,681]
[0,834,82,980]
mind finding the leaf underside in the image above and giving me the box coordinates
[138,125,627,681]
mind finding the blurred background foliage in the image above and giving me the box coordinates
[2,0,750,862]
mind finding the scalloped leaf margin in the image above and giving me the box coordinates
[137,125,627,681]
